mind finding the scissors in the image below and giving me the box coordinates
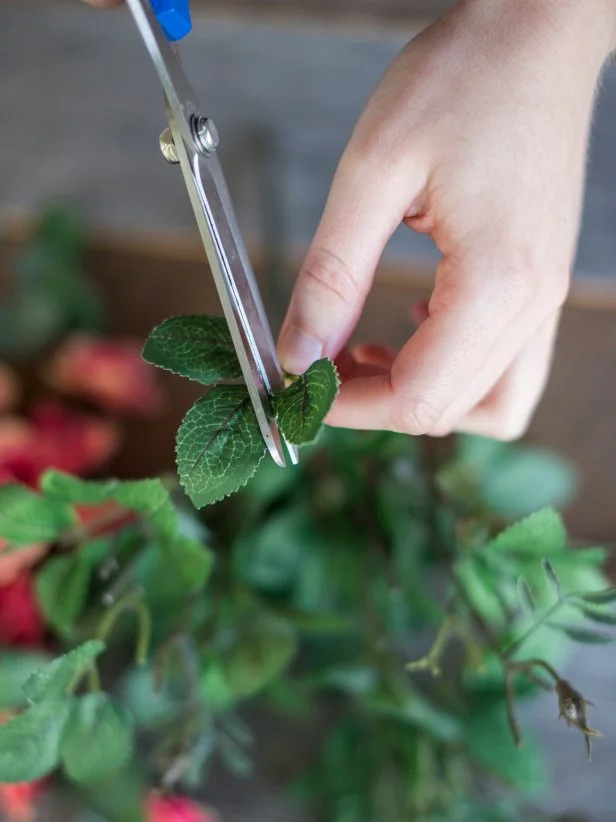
[126,0,298,469]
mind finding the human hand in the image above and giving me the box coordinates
[278,0,616,440]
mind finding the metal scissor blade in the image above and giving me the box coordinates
[126,0,298,468]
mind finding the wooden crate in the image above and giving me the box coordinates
[2,223,616,544]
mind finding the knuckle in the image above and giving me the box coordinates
[392,396,444,436]
[301,247,365,307]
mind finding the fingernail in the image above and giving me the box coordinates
[278,324,323,374]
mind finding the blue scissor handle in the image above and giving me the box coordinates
[149,0,191,41]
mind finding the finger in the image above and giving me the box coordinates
[327,252,550,433]
[426,307,558,436]
[333,347,389,383]
[278,152,426,375]
[452,313,560,440]
[351,343,396,371]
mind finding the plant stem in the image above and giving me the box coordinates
[97,590,152,666]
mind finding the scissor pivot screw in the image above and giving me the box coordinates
[194,117,219,155]
[159,127,180,164]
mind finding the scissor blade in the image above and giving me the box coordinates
[127,0,298,467]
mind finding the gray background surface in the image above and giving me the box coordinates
[2,2,616,278]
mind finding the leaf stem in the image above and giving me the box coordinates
[97,590,152,666]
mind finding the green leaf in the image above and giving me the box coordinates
[35,553,91,635]
[233,506,307,591]
[218,733,253,776]
[165,535,213,591]
[579,587,616,605]
[0,652,52,709]
[220,613,297,700]
[517,577,536,614]
[359,691,461,742]
[572,604,616,626]
[485,508,567,556]
[547,623,615,644]
[42,472,178,541]
[464,699,547,795]
[541,557,562,600]
[142,315,242,385]
[176,386,267,509]
[60,693,134,785]
[0,483,76,546]
[273,359,339,445]
[480,447,577,519]
[23,640,105,704]
[0,700,71,782]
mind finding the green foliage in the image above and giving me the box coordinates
[0,700,72,782]
[0,652,52,709]
[0,206,103,360]
[35,552,91,636]
[176,386,267,508]
[23,641,105,704]
[464,698,548,795]
[218,611,297,700]
[142,315,243,384]
[438,435,577,519]
[274,359,340,445]
[60,693,135,785]
[0,483,76,546]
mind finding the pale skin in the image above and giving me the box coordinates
[84,0,616,439]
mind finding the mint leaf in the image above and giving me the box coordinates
[60,693,134,785]
[23,640,105,704]
[35,553,91,636]
[42,472,177,541]
[485,508,567,556]
[142,315,242,385]
[176,386,267,508]
[0,652,52,709]
[0,483,76,546]
[0,700,71,782]
[273,359,339,445]
[168,535,213,590]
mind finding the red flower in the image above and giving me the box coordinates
[0,780,46,821]
[146,793,220,822]
[0,574,46,648]
[0,402,120,488]
[46,333,163,417]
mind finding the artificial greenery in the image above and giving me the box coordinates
[143,314,340,507]
[0,430,612,820]
[0,211,613,822]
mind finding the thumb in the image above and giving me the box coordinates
[278,153,419,374]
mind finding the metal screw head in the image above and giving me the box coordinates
[195,117,219,154]
[159,127,179,164]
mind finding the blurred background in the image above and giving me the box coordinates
[2,1,616,820]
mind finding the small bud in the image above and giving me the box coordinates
[555,678,603,761]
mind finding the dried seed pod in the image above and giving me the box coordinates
[555,678,604,761]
